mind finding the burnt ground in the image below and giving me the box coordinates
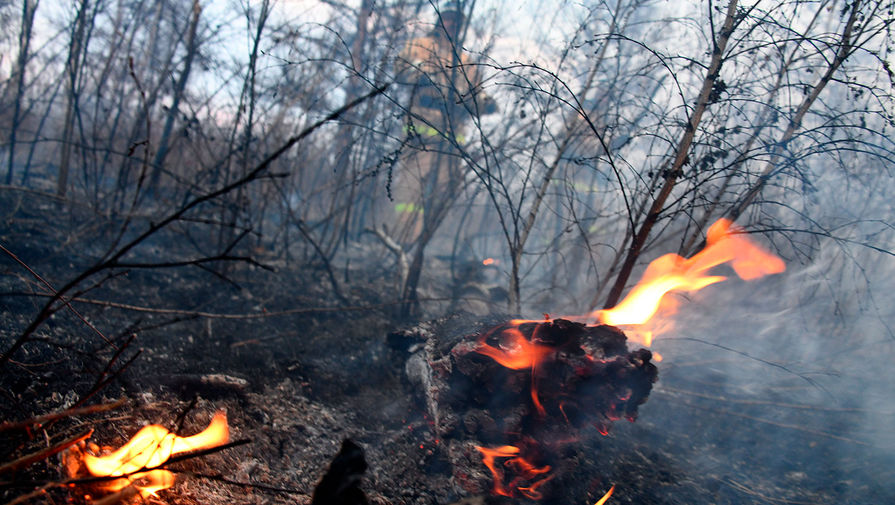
[1,187,894,505]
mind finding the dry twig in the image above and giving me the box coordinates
[0,399,125,432]
[0,429,92,475]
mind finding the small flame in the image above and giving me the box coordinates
[596,219,784,331]
[594,484,616,505]
[475,445,553,499]
[482,257,498,266]
[474,323,553,415]
[474,326,551,370]
[82,411,229,498]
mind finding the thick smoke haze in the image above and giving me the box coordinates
[1,0,893,502]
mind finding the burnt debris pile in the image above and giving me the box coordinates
[389,316,658,500]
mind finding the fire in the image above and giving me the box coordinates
[596,219,784,331]
[594,484,615,505]
[474,445,553,499]
[474,323,553,415]
[474,325,551,370]
[468,220,780,500]
[81,411,229,498]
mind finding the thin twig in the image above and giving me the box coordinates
[2,440,252,489]
[173,398,199,434]
[657,386,894,415]
[88,334,137,403]
[89,484,139,505]
[0,399,126,432]
[161,439,252,466]
[682,401,872,446]
[69,350,143,413]
[176,471,310,497]
[0,242,116,349]
[2,482,61,505]
[27,294,451,319]
[0,429,92,474]
[660,336,833,395]
[725,478,817,504]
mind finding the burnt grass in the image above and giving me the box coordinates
[1,188,893,505]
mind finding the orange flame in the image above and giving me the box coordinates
[594,484,616,505]
[474,324,553,415]
[82,411,229,498]
[475,445,553,499]
[474,326,551,370]
[597,219,784,332]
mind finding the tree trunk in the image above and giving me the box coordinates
[57,0,91,197]
[148,0,201,192]
[5,0,39,186]
[602,0,740,309]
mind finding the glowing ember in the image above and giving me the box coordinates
[466,320,655,498]
[82,411,229,498]
[596,218,784,331]
[474,445,553,499]
[594,484,615,505]
[474,323,554,415]
[474,325,552,370]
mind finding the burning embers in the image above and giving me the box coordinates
[64,411,229,500]
[462,319,657,499]
[475,445,552,499]
[393,219,784,501]
[392,317,658,500]
[469,319,656,433]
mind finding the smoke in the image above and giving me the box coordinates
[640,232,895,498]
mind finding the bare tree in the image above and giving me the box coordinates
[4,0,39,186]
[56,0,96,197]
[600,0,743,308]
[148,0,202,192]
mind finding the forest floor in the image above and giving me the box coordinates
[1,187,893,505]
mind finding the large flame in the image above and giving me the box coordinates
[82,411,229,498]
[596,219,784,333]
[474,445,553,499]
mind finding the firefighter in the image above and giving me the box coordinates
[391,1,497,244]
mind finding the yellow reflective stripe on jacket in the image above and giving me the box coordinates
[402,124,466,144]
[395,202,424,214]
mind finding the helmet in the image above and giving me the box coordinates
[440,1,464,21]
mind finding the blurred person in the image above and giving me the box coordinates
[390,1,497,245]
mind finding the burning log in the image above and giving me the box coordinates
[390,316,658,500]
